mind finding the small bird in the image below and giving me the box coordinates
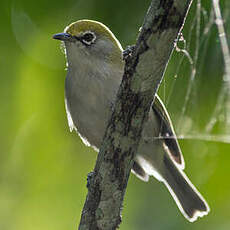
[53,19,210,222]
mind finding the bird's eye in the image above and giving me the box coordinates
[81,32,96,45]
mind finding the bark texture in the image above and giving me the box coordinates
[78,0,193,229]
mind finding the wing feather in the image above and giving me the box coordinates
[152,95,185,169]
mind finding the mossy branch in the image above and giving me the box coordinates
[78,0,193,229]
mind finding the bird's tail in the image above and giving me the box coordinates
[160,154,210,222]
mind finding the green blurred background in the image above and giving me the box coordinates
[1,0,230,229]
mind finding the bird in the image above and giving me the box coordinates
[53,19,210,222]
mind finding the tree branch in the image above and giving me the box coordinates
[78,0,193,229]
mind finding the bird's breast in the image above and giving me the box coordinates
[65,67,119,148]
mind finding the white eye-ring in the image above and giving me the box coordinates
[80,31,96,46]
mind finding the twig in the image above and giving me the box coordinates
[78,1,193,229]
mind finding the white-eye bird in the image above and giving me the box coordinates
[53,19,210,222]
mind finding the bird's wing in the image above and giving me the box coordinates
[152,95,185,169]
[131,161,149,182]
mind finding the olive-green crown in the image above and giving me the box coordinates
[64,19,122,51]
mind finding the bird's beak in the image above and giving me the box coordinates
[53,33,76,42]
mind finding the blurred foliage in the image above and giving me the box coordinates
[0,0,230,229]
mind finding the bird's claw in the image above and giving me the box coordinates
[123,45,135,61]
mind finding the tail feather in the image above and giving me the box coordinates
[162,154,210,221]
